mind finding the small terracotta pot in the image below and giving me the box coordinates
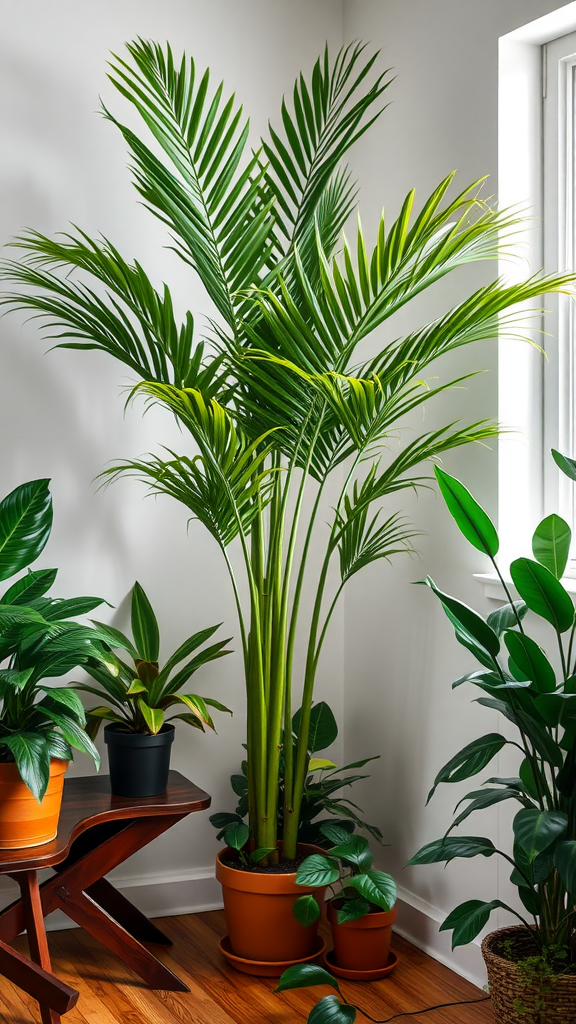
[216,844,325,967]
[328,900,397,972]
[0,759,68,850]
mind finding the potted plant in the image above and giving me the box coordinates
[1,38,573,964]
[0,478,104,848]
[77,580,232,796]
[406,457,576,1023]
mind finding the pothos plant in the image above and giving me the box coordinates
[1,39,573,858]
[211,700,383,863]
[0,478,105,800]
[407,456,576,965]
[78,580,232,737]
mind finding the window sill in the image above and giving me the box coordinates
[474,572,576,601]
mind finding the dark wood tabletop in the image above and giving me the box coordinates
[0,771,211,874]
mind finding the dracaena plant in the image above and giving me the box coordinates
[407,454,576,965]
[1,39,573,859]
[0,478,105,800]
[79,580,232,736]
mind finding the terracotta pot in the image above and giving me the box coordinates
[328,900,397,972]
[0,759,68,850]
[482,926,576,1024]
[215,844,326,966]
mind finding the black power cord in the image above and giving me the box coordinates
[342,994,491,1022]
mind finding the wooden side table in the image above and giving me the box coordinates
[0,771,211,1024]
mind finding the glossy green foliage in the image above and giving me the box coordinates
[0,481,103,800]
[80,581,232,736]
[411,455,576,961]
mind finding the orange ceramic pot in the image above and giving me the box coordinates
[0,759,68,850]
[215,844,325,966]
[328,900,397,971]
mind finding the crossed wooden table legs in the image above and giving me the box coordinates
[0,773,211,1023]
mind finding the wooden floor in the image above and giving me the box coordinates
[1,910,494,1024]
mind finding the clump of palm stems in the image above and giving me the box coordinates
[1,39,573,860]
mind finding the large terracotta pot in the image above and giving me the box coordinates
[328,900,397,971]
[482,926,576,1024]
[0,759,68,850]
[215,844,325,965]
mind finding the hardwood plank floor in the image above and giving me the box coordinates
[2,910,493,1024]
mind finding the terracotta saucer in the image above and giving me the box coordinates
[323,948,398,981]
[219,934,326,977]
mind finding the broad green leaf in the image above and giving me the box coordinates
[503,630,556,693]
[209,811,243,831]
[510,558,574,633]
[532,514,571,579]
[250,847,276,864]
[276,963,341,994]
[46,733,73,762]
[513,808,567,863]
[519,758,540,801]
[137,700,164,734]
[552,448,576,481]
[346,869,396,911]
[126,678,147,696]
[296,854,339,887]
[293,701,338,752]
[448,787,531,832]
[223,820,250,850]
[515,710,563,768]
[336,896,370,923]
[424,577,499,658]
[319,822,354,846]
[309,758,338,771]
[487,601,527,636]
[309,998,356,1024]
[554,841,576,895]
[434,466,498,556]
[407,836,496,865]
[38,706,101,769]
[38,686,86,724]
[90,620,138,659]
[427,733,507,802]
[328,835,373,872]
[440,899,505,948]
[0,668,33,697]
[0,732,50,801]
[0,479,52,583]
[534,693,576,730]
[1,567,57,605]
[171,694,214,730]
[292,893,320,926]
[131,581,159,661]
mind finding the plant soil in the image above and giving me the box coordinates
[492,929,576,975]
[221,851,307,874]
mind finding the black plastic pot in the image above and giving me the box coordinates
[104,723,175,797]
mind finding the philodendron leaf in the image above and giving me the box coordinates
[503,630,556,693]
[440,899,505,949]
[0,479,52,583]
[487,601,527,637]
[532,514,571,579]
[131,581,159,662]
[0,732,50,802]
[347,869,396,911]
[552,448,576,481]
[275,963,341,994]
[427,733,507,803]
[328,835,373,871]
[424,577,500,658]
[336,896,370,924]
[292,893,320,926]
[296,854,339,887]
[319,822,354,846]
[407,836,496,865]
[309,997,356,1024]
[434,467,499,557]
[510,558,574,633]
[293,701,338,752]
[513,808,567,863]
[554,841,576,895]
[223,821,250,850]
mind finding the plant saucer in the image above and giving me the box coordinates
[219,934,326,976]
[323,948,398,981]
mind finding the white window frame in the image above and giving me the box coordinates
[495,4,576,580]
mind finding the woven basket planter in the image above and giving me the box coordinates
[481,926,576,1024]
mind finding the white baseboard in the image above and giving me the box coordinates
[395,884,488,991]
[0,870,488,990]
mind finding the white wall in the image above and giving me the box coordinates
[342,0,572,987]
[0,0,345,918]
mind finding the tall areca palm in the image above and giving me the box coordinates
[1,39,573,859]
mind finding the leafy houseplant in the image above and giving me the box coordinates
[77,580,232,796]
[406,457,576,1022]
[1,39,573,957]
[0,478,104,848]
